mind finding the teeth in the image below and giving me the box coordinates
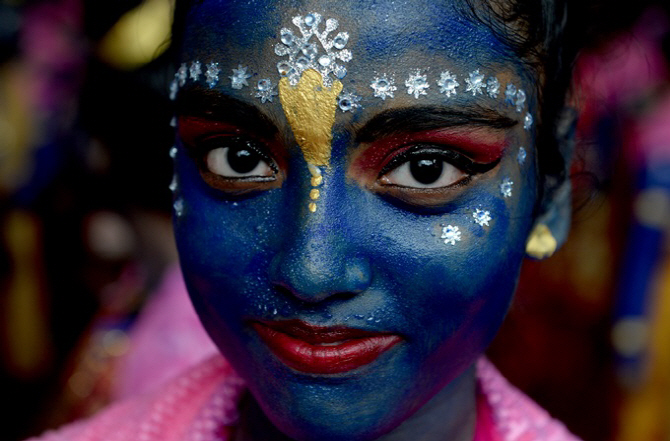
[316,341,347,346]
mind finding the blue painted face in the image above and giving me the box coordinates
[173,0,540,439]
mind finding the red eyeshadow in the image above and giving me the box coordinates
[352,127,508,175]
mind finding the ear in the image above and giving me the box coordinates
[526,107,577,259]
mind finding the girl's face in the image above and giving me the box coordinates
[173,0,540,439]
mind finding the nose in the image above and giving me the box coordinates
[269,183,372,304]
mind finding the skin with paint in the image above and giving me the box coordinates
[171,0,572,440]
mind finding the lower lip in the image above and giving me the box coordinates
[252,323,401,374]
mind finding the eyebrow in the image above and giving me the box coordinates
[175,88,279,140]
[355,105,518,143]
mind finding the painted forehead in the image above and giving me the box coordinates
[175,0,534,119]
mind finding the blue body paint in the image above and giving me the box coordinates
[173,1,541,440]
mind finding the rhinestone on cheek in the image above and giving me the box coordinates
[441,225,462,245]
[500,178,513,198]
[473,209,492,227]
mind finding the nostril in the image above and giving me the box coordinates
[272,282,360,305]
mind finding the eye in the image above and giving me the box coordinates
[190,135,283,194]
[370,144,500,209]
[378,146,489,189]
[207,145,274,178]
[380,154,466,188]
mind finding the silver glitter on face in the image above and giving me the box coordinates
[337,89,361,112]
[189,61,202,81]
[523,113,533,130]
[472,209,492,227]
[405,70,429,99]
[169,79,178,101]
[500,178,513,198]
[515,89,526,113]
[177,63,188,86]
[464,70,485,96]
[517,147,527,164]
[254,79,278,103]
[486,77,500,98]
[441,225,462,245]
[205,62,221,88]
[437,70,459,97]
[230,65,252,90]
[370,75,397,100]
[274,13,352,86]
[505,83,517,105]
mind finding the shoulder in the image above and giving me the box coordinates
[28,355,245,441]
[476,358,582,441]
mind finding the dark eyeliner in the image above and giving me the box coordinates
[378,144,500,177]
[190,135,279,176]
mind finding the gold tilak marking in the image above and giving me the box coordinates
[309,189,320,200]
[311,175,323,187]
[279,69,343,167]
[308,203,317,213]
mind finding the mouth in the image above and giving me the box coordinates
[251,319,402,374]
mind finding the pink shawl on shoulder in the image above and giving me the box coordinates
[31,357,580,441]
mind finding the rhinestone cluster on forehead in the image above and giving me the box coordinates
[275,12,351,87]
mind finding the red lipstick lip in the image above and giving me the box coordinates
[251,320,402,375]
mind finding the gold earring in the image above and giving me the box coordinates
[525,223,557,259]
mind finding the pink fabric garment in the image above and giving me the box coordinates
[113,264,219,400]
[31,356,580,441]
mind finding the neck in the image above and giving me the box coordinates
[233,365,478,441]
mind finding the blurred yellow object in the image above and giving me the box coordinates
[97,0,174,70]
[616,255,670,441]
[2,210,53,378]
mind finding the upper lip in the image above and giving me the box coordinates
[255,319,393,344]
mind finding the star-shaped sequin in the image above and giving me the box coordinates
[405,71,429,99]
[500,179,513,198]
[205,62,220,88]
[486,77,500,98]
[177,63,188,86]
[371,75,397,100]
[465,70,485,96]
[517,147,527,164]
[189,61,202,81]
[505,83,517,105]
[441,225,462,245]
[515,89,526,113]
[473,209,492,227]
[338,89,361,112]
[437,70,459,97]
[254,79,278,103]
[230,65,252,90]
[523,113,533,130]
[169,79,178,101]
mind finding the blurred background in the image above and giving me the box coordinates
[1,0,670,440]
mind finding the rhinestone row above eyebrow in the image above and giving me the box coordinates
[169,63,533,130]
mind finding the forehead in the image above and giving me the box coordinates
[180,0,524,76]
